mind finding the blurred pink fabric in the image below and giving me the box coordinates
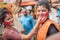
[2,28,21,40]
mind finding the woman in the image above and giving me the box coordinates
[36,1,60,40]
[0,8,41,40]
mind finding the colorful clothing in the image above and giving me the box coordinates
[2,28,21,40]
[19,15,35,34]
[37,20,60,40]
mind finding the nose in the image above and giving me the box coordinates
[38,11,44,17]
[40,11,43,14]
[10,18,13,23]
[38,11,43,16]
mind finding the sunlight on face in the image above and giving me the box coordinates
[37,5,49,23]
[37,5,48,17]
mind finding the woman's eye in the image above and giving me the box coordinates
[42,10,46,12]
[37,10,40,12]
[7,18,10,20]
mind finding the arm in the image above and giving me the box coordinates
[46,32,60,40]
[21,18,41,40]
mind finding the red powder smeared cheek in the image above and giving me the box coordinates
[4,21,10,26]
[44,12,49,17]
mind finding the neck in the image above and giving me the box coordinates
[24,14,27,16]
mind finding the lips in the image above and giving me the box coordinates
[38,13,44,18]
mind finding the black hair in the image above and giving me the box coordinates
[36,1,50,11]
[0,8,10,23]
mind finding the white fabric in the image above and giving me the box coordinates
[49,8,59,24]
[12,6,25,33]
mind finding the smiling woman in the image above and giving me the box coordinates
[36,1,60,40]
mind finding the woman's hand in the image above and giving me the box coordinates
[37,16,46,24]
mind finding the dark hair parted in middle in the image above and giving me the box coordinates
[36,1,50,11]
[0,8,11,22]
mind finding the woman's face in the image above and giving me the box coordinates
[37,5,49,23]
[22,9,27,15]
[4,14,14,26]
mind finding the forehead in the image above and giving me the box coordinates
[37,5,48,10]
[5,14,12,20]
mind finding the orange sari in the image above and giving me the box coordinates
[37,20,60,40]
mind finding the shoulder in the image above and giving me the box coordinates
[46,20,56,24]
[28,15,33,19]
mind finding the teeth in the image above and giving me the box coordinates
[42,18,43,20]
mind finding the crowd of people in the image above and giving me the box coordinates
[0,0,60,40]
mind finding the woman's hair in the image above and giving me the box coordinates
[0,8,11,23]
[36,1,50,11]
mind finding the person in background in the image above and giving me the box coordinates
[12,0,22,14]
[19,8,35,34]
[43,0,59,24]
[19,8,35,40]
[51,0,60,25]
[12,0,25,33]
[18,9,23,18]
